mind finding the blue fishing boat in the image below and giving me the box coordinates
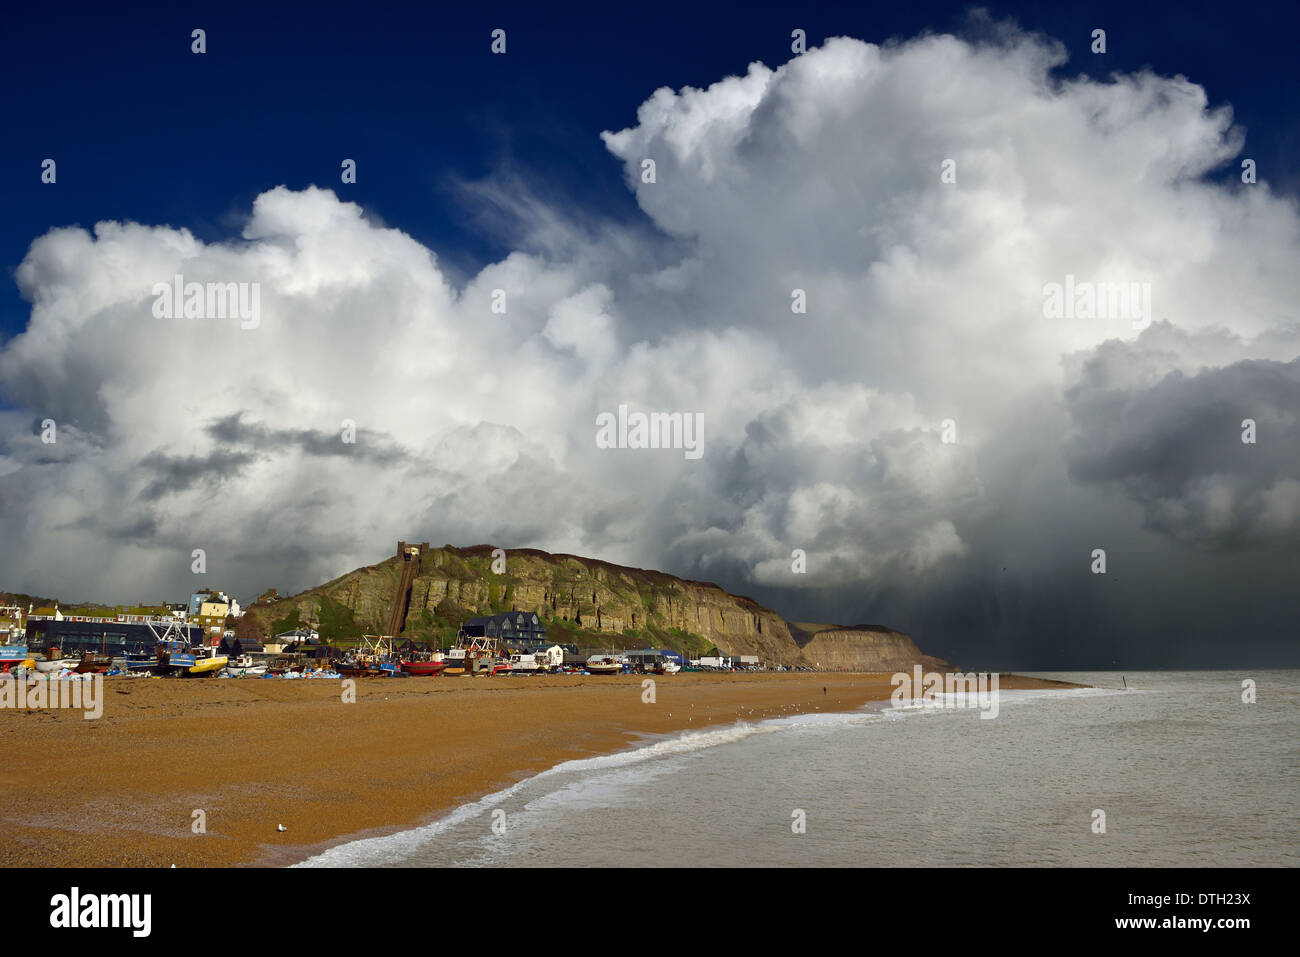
[0,643,29,673]
[156,638,198,674]
[124,653,157,672]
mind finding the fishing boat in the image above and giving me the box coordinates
[335,660,376,677]
[0,643,29,674]
[155,638,198,675]
[34,648,78,673]
[585,654,624,675]
[442,635,504,675]
[74,652,113,674]
[67,631,121,673]
[441,653,467,676]
[0,607,24,666]
[123,652,158,672]
[334,654,397,678]
[400,659,447,676]
[442,647,468,674]
[335,635,403,677]
[187,649,228,677]
[225,654,267,677]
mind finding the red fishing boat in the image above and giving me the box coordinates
[399,659,448,676]
[74,652,113,674]
[74,632,114,673]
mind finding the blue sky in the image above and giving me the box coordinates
[4,0,1297,346]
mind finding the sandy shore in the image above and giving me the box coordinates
[0,671,1082,867]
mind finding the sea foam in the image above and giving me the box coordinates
[294,684,1115,867]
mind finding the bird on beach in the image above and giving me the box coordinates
[277,824,287,832]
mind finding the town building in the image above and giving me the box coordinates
[26,613,202,658]
[459,611,548,652]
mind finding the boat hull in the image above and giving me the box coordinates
[400,660,447,676]
[187,655,228,676]
[337,665,383,677]
[1,645,29,673]
[75,655,113,674]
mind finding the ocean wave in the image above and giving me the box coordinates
[294,720,784,867]
[294,683,1119,867]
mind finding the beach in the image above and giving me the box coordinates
[0,671,1079,867]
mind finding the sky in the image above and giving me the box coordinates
[1,1,1297,668]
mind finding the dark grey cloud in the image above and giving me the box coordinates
[205,412,413,466]
[1065,347,1300,550]
[138,448,260,501]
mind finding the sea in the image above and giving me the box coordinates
[295,671,1299,867]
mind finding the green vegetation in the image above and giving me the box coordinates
[316,594,363,642]
[660,626,712,658]
[270,606,302,637]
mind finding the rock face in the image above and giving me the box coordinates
[245,544,949,672]
[789,623,951,673]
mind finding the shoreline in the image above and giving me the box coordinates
[0,672,1085,868]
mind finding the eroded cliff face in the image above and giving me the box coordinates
[246,544,948,671]
[790,623,951,672]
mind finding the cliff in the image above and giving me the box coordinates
[789,622,951,673]
[243,543,949,672]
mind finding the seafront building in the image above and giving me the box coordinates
[25,612,203,658]
[459,611,549,652]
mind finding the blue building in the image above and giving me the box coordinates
[188,592,209,617]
